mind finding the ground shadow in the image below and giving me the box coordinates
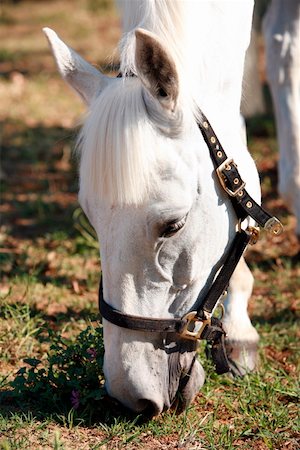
[252,306,299,327]
[0,389,148,427]
[248,252,300,272]
[1,120,79,239]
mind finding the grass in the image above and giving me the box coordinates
[0,0,300,449]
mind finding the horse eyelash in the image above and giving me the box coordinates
[161,215,187,237]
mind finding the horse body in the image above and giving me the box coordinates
[263,0,300,236]
[44,0,259,415]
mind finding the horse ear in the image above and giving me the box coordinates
[43,27,109,105]
[135,29,179,112]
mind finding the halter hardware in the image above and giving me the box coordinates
[179,311,211,341]
[216,158,246,197]
[247,226,260,245]
[264,216,283,235]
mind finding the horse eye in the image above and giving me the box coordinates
[158,87,168,97]
[161,215,187,238]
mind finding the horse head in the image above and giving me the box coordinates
[44,25,243,415]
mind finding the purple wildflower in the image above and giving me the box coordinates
[71,389,80,409]
[87,348,97,360]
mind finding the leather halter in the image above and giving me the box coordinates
[98,103,283,374]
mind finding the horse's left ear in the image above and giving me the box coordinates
[135,29,179,112]
[43,27,109,105]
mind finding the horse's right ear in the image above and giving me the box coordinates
[43,28,109,105]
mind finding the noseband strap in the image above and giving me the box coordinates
[99,290,181,333]
[98,88,283,375]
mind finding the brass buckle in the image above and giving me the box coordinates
[246,226,260,245]
[216,158,246,197]
[264,217,283,236]
[179,311,211,341]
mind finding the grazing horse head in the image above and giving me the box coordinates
[44,0,260,415]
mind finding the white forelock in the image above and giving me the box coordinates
[77,77,187,205]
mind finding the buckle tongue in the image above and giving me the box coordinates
[179,311,211,341]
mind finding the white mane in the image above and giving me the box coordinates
[78,0,253,205]
[117,0,253,112]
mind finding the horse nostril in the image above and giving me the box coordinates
[136,398,161,417]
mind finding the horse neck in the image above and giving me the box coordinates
[118,0,254,127]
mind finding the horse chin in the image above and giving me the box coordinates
[167,340,205,411]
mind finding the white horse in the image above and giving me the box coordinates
[44,0,264,415]
[263,0,300,238]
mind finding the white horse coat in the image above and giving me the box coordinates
[263,0,300,237]
[44,0,260,415]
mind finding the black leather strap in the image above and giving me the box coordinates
[195,230,251,316]
[210,331,230,374]
[198,114,282,232]
[100,295,182,333]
